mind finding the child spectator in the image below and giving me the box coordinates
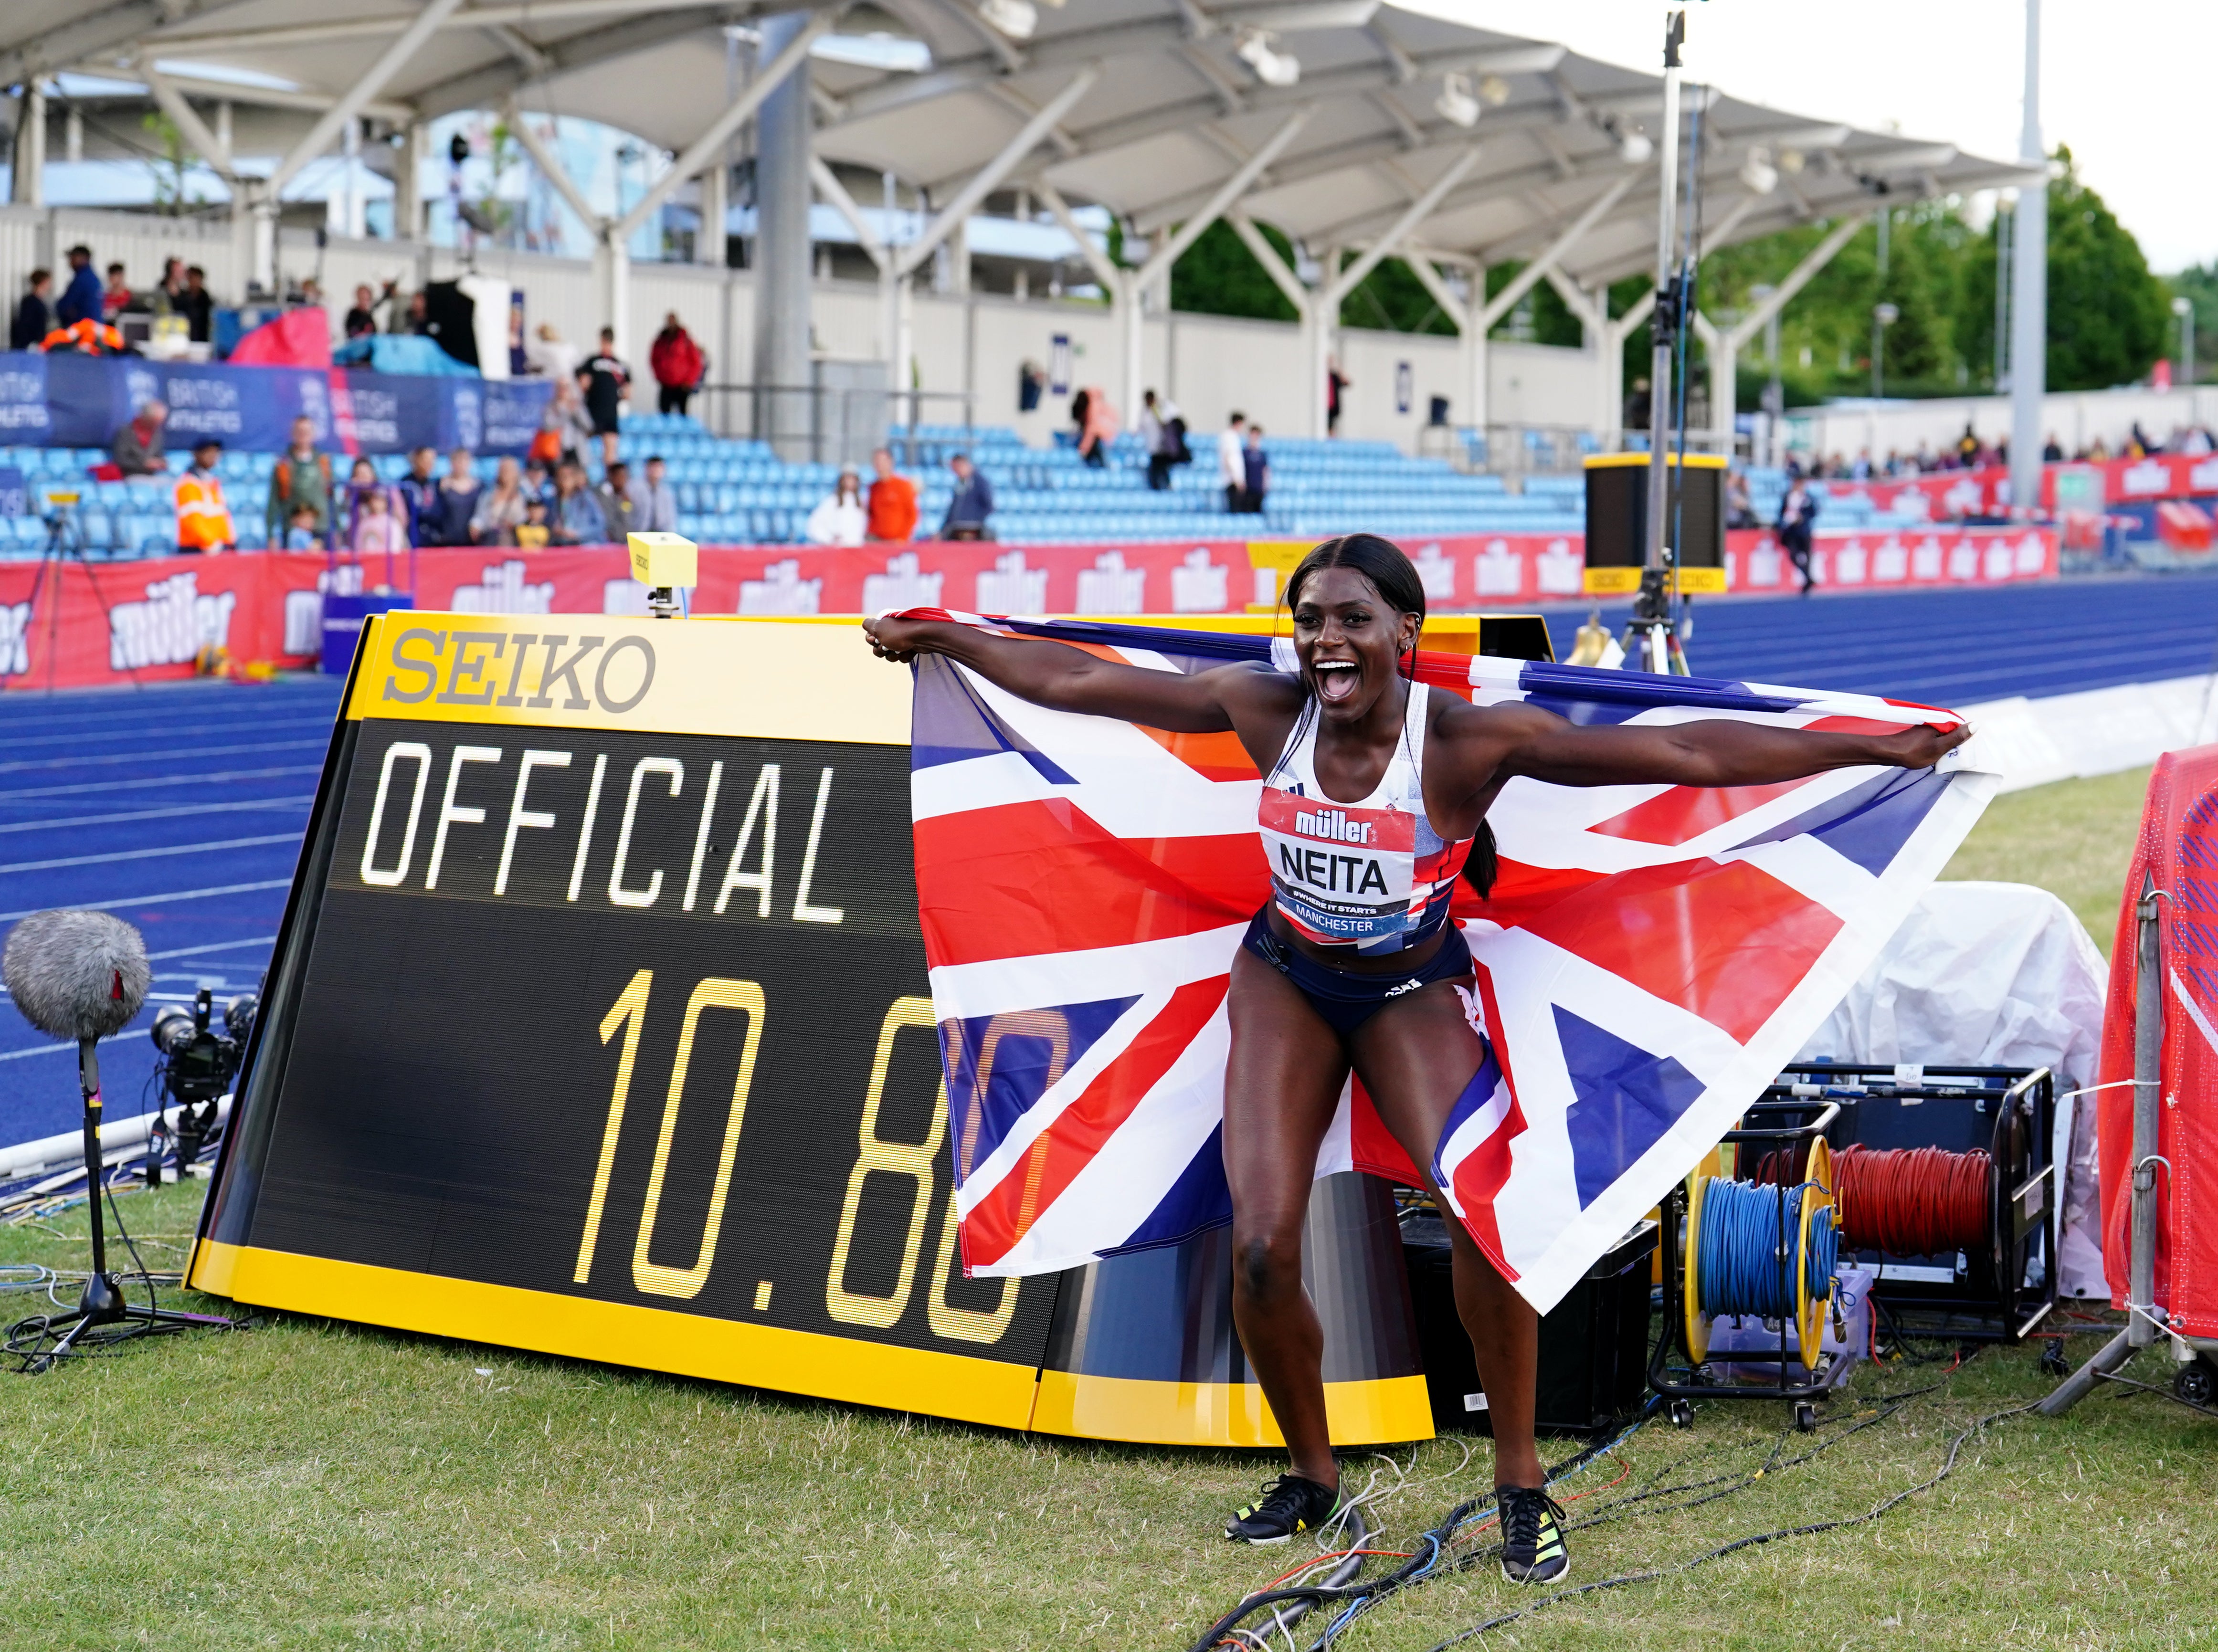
[515,497,552,550]
[285,503,322,550]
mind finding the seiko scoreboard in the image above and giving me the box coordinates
[190,612,1455,1443]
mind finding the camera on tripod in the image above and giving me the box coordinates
[148,988,256,1182]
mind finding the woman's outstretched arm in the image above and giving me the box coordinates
[862,613,1275,734]
[1466,700,1971,789]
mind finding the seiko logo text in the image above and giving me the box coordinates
[380,626,657,716]
[1293,808,1373,845]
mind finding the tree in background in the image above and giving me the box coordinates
[2165,262,2218,383]
[2040,148,2167,391]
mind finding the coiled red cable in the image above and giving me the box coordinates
[1832,1145,1992,1257]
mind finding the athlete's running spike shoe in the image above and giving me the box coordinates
[1225,1473,1341,1545]
[1498,1485,1569,1584]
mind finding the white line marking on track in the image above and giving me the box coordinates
[0,832,304,875]
[0,739,325,775]
[0,799,311,835]
[0,765,322,801]
[0,878,294,922]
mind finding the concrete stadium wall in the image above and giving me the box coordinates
[0,202,1604,449]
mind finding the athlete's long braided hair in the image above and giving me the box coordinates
[1279,534,1497,898]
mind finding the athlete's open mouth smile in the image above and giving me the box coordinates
[1314,658,1359,704]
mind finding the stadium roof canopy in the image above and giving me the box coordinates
[6,0,2030,285]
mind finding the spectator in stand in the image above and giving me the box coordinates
[515,497,552,549]
[2044,433,2067,462]
[1068,387,1092,455]
[470,456,530,546]
[1775,474,1820,596]
[649,312,704,417]
[155,258,186,312]
[111,400,168,479]
[265,418,333,543]
[526,321,579,384]
[1218,411,1247,514]
[351,486,411,555]
[344,285,380,339]
[550,462,605,545]
[580,328,630,468]
[1724,469,1756,530]
[1955,422,1981,467]
[396,291,431,335]
[396,446,441,547]
[430,448,483,546]
[939,452,993,541]
[805,467,866,546]
[633,455,678,534]
[11,270,52,351]
[55,245,102,326]
[536,376,592,469]
[1326,357,1349,437]
[1140,389,1179,491]
[1076,384,1117,467]
[521,457,553,506]
[2128,421,2156,458]
[174,438,234,553]
[338,456,385,539]
[101,263,134,320]
[867,448,917,541]
[284,503,322,550]
[1240,423,1269,515]
[1624,377,1651,434]
[596,459,638,543]
[179,266,214,343]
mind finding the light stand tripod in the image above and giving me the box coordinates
[20,492,145,695]
[17,1037,221,1372]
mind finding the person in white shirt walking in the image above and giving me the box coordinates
[1219,411,1247,516]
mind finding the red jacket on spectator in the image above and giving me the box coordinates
[650,324,704,390]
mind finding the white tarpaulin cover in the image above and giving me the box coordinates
[1793,880,2110,1298]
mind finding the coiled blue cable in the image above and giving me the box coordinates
[1695,1177,1836,1320]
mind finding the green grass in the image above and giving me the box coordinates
[1941,765,2153,957]
[2,769,2208,1650]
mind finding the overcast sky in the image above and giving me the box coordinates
[1417,1,2218,274]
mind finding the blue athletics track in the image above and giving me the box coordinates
[4,572,2217,1149]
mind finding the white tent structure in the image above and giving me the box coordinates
[1,0,2031,438]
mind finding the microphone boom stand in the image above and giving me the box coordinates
[20,1037,222,1371]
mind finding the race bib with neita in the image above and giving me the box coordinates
[1257,788,1418,946]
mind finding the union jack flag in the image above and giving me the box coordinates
[906,613,1995,1312]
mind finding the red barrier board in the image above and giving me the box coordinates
[2097,748,2218,1339]
[0,527,2061,693]
[1721,526,2058,594]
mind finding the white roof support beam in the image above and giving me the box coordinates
[504,101,603,234]
[811,156,889,269]
[0,0,235,86]
[148,0,731,57]
[1036,182,1123,294]
[136,59,238,182]
[612,10,831,241]
[1133,106,1310,298]
[893,69,1098,277]
[267,0,468,195]
[1226,210,1310,318]
[1324,146,1480,304]
[1721,210,1868,352]
[1471,168,1637,330]
[1400,250,1467,331]
[1701,189,1761,251]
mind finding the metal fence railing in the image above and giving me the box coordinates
[687,383,977,468]
[1418,421,1735,482]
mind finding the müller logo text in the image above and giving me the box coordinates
[1292,808,1373,845]
[380,626,656,715]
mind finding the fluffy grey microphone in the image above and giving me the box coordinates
[3,910,152,1043]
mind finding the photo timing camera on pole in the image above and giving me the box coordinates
[1581,11,1725,674]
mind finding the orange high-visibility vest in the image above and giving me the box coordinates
[175,469,234,552]
[40,318,127,355]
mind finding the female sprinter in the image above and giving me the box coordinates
[863,535,1967,1583]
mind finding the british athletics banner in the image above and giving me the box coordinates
[8,352,550,456]
[903,615,1997,1313]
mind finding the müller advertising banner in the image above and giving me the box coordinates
[6,352,551,456]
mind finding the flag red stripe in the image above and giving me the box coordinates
[1518,857,1842,1045]
[1443,961,1525,1281]
[916,802,1267,966]
[1586,779,1816,847]
[961,975,1229,1266]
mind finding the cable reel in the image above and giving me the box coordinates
[1681,1137,1837,1371]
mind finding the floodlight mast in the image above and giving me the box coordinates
[1643,10,1685,576]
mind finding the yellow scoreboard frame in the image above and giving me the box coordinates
[190,610,1533,1446]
